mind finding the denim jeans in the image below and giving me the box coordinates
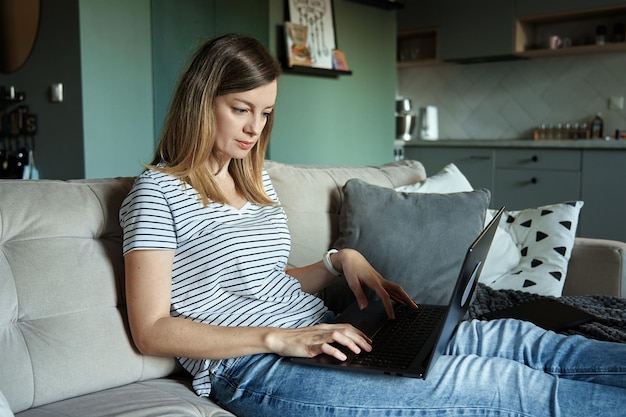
[209,319,626,416]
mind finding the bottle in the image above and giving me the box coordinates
[580,123,588,139]
[537,123,547,140]
[590,113,604,139]
[615,23,625,43]
[545,124,554,139]
[596,25,607,45]
[554,123,563,139]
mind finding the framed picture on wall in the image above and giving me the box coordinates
[285,22,313,67]
[287,0,337,70]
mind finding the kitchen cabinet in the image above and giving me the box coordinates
[439,0,517,63]
[580,150,626,241]
[396,0,441,67]
[405,142,626,242]
[396,0,441,31]
[493,149,581,210]
[397,29,439,66]
[403,146,494,192]
[404,147,582,210]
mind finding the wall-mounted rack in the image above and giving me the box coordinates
[1,86,38,179]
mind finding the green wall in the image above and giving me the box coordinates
[151,0,270,144]
[269,1,397,165]
[151,0,216,144]
[79,0,155,178]
[2,0,397,179]
[151,0,397,167]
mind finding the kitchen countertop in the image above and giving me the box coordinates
[405,139,626,150]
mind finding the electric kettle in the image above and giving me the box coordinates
[419,106,439,140]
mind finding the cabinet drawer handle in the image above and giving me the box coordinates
[530,177,538,184]
[531,155,539,162]
[469,155,491,160]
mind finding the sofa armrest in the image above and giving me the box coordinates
[563,237,626,298]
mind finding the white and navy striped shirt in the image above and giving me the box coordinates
[119,169,328,397]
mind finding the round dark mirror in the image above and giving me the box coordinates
[0,0,41,74]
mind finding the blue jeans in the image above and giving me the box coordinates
[209,319,626,416]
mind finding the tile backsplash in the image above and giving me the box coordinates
[397,52,626,140]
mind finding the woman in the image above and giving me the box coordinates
[120,33,626,416]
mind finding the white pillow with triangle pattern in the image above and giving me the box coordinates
[482,202,584,297]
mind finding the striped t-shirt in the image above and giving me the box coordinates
[119,168,328,397]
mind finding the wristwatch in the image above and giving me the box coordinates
[323,249,343,278]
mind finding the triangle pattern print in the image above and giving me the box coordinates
[523,279,537,288]
[488,201,583,297]
[550,271,563,281]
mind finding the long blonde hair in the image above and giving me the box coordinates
[149,33,282,206]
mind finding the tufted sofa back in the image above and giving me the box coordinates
[0,178,177,413]
[264,160,426,268]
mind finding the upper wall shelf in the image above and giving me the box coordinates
[283,65,352,77]
[397,28,439,67]
[517,42,626,58]
[515,5,626,58]
[348,0,404,10]
[398,3,626,67]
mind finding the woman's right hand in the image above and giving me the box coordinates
[265,323,372,361]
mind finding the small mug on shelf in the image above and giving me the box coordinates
[548,35,562,49]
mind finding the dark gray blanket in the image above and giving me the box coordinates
[468,284,626,343]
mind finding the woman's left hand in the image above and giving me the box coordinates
[331,248,417,319]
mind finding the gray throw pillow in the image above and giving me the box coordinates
[325,179,491,312]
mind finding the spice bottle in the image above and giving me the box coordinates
[590,113,604,139]
[596,25,607,45]
[580,122,589,139]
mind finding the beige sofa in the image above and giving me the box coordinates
[1,160,624,416]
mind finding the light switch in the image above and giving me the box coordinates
[608,96,624,110]
[50,83,63,102]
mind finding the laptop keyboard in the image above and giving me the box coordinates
[352,304,447,370]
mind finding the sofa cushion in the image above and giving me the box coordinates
[328,179,491,310]
[396,164,583,297]
[14,378,234,417]
[395,162,473,194]
[484,202,584,297]
[394,164,521,290]
[264,160,426,268]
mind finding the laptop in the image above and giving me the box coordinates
[292,207,504,379]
